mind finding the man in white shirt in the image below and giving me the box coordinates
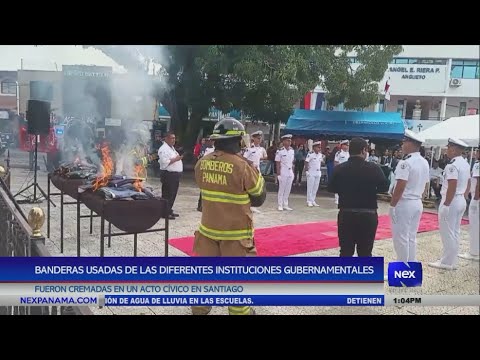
[429,161,443,198]
[334,140,350,205]
[275,134,295,211]
[243,131,268,170]
[158,132,183,220]
[244,131,268,213]
[204,138,215,156]
[305,141,325,207]
[388,130,430,263]
[429,138,471,270]
[459,147,479,261]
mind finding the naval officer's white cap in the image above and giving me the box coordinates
[281,134,293,140]
[312,141,322,146]
[448,137,468,148]
[340,140,349,145]
[251,130,263,137]
[403,129,425,144]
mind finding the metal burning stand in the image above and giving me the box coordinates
[77,191,169,258]
[47,174,100,254]
[47,174,170,258]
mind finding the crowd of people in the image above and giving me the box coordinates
[147,120,480,315]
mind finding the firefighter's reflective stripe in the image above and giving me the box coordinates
[200,189,250,205]
[198,224,253,241]
[247,175,265,197]
[140,157,148,166]
[228,306,251,315]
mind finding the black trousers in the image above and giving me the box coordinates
[337,210,378,257]
[293,160,305,183]
[197,194,202,211]
[160,170,181,215]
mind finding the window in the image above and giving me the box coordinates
[378,99,385,112]
[451,65,463,78]
[392,58,447,65]
[397,100,405,116]
[450,59,480,79]
[1,80,16,95]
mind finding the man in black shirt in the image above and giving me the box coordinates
[327,137,389,257]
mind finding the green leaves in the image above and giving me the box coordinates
[88,44,402,125]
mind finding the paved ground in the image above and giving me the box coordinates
[3,149,479,315]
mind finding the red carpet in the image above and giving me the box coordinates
[169,212,469,257]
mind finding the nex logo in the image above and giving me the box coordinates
[394,270,416,278]
[388,262,423,287]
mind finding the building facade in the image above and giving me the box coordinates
[0,71,17,112]
[309,45,479,130]
[17,70,63,117]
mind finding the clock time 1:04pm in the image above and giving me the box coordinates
[393,297,422,304]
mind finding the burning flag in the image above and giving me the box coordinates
[133,164,144,192]
[93,144,114,191]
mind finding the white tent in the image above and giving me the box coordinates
[418,115,479,147]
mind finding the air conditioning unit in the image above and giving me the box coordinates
[450,78,462,87]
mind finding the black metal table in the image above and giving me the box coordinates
[48,174,99,253]
[78,191,169,257]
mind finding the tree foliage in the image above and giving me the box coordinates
[86,45,402,147]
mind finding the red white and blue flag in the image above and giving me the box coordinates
[300,92,325,110]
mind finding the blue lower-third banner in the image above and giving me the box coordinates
[103,295,385,306]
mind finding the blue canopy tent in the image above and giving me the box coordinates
[284,109,406,141]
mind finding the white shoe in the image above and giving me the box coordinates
[307,202,313,207]
[458,253,480,261]
[251,208,261,214]
[283,206,293,211]
[428,260,457,270]
[313,202,320,207]
[278,206,283,211]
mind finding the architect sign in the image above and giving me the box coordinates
[62,65,112,78]
[389,66,441,80]
[381,64,447,95]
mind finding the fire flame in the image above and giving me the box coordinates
[93,145,113,191]
[133,165,143,192]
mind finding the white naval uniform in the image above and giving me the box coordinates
[275,147,295,208]
[204,146,215,156]
[243,145,267,170]
[305,151,324,205]
[244,145,267,213]
[390,152,430,262]
[334,150,350,204]
[468,161,479,256]
[438,156,471,267]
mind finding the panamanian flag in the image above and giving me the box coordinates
[300,91,325,110]
[384,78,391,101]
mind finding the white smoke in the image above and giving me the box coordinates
[61,85,104,166]
[110,70,164,178]
[19,45,171,173]
[92,46,171,178]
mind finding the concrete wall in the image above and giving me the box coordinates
[0,71,17,111]
[17,70,62,116]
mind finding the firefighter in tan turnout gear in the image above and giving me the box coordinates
[192,118,267,316]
